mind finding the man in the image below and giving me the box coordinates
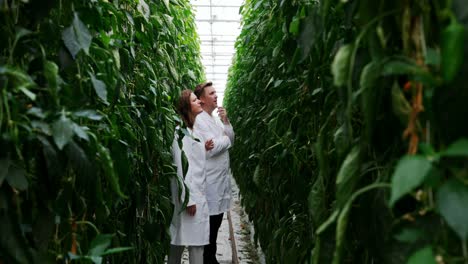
[193,82,234,264]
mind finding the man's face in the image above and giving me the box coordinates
[200,86,218,113]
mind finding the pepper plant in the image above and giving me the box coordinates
[0,0,203,263]
[225,0,468,263]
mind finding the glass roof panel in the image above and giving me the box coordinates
[193,0,244,7]
[191,0,242,106]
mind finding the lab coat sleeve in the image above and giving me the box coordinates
[194,117,231,158]
[208,135,231,158]
[185,177,196,207]
[223,123,235,145]
[215,116,235,147]
[184,139,204,207]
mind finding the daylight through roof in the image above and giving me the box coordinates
[191,0,243,105]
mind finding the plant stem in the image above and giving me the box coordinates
[462,239,468,264]
[76,57,84,95]
[76,220,100,235]
[2,89,11,133]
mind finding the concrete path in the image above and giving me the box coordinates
[229,178,263,264]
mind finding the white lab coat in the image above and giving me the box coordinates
[193,111,235,215]
[170,128,209,246]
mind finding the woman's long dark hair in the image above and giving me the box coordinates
[177,89,196,128]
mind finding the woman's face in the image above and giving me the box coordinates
[190,93,203,115]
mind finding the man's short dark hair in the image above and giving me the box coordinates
[194,81,213,98]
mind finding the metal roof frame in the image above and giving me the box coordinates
[191,0,242,104]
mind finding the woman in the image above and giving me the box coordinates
[168,89,214,264]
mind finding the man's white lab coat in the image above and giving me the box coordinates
[193,111,235,215]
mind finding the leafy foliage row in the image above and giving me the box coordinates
[225,0,468,263]
[0,0,203,263]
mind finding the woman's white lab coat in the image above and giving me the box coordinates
[193,111,235,215]
[170,128,209,246]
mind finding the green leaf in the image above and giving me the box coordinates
[52,114,75,150]
[418,142,436,156]
[88,234,114,256]
[0,66,34,84]
[14,27,32,42]
[287,47,301,72]
[308,175,326,226]
[382,59,422,75]
[68,253,81,260]
[298,9,319,62]
[137,0,150,21]
[31,121,52,135]
[336,146,361,207]
[389,155,432,207]
[331,44,353,87]
[441,21,465,82]
[0,158,11,186]
[332,183,390,264]
[441,138,468,157]
[394,228,423,243]
[89,256,102,264]
[253,164,261,187]
[391,82,411,126]
[274,80,283,88]
[333,125,346,157]
[27,107,46,119]
[73,110,103,121]
[62,13,92,58]
[357,60,382,99]
[407,246,436,264]
[112,49,121,69]
[424,48,440,67]
[187,70,196,80]
[6,165,28,191]
[163,0,170,10]
[0,66,37,104]
[101,247,133,255]
[163,14,176,33]
[97,144,127,198]
[44,61,61,92]
[436,179,468,241]
[273,45,281,57]
[72,123,89,141]
[382,58,439,87]
[289,16,300,36]
[360,60,384,140]
[424,167,442,188]
[19,87,36,100]
[166,56,179,82]
[90,73,109,105]
[181,149,189,179]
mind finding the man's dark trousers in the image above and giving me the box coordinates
[203,213,224,264]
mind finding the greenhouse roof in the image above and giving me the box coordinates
[191,0,243,105]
